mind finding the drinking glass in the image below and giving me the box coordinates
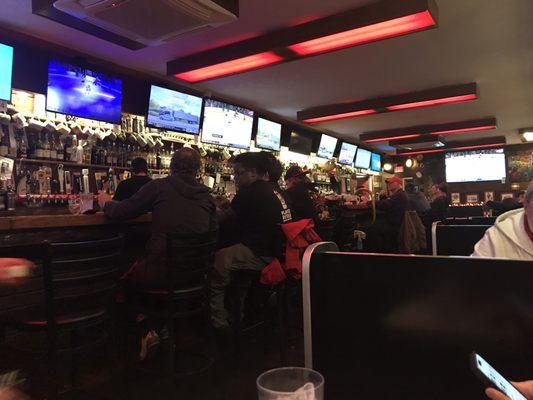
[257,367,324,400]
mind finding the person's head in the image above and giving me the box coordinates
[170,147,201,176]
[516,190,526,204]
[405,182,416,194]
[432,182,448,196]
[131,157,148,176]
[232,152,268,189]
[284,165,310,189]
[258,151,283,183]
[385,176,402,193]
[525,181,533,228]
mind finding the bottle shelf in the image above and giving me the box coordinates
[10,157,130,171]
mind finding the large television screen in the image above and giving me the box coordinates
[370,152,382,172]
[201,99,254,149]
[317,134,338,159]
[255,118,281,151]
[289,131,313,155]
[146,85,202,134]
[0,43,14,101]
[355,148,372,169]
[46,59,122,124]
[445,148,506,183]
[338,142,358,165]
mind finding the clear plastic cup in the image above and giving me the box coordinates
[257,367,324,400]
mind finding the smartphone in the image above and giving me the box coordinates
[470,352,527,400]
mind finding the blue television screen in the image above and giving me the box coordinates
[355,148,372,169]
[0,43,14,101]
[46,59,122,124]
[146,85,203,134]
[370,152,382,171]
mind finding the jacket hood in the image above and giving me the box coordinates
[493,208,533,256]
[166,173,210,200]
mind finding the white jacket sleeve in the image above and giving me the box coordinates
[472,228,497,257]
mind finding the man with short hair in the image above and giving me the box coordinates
[113,157,152,201]
[430,182,449,222]
[473,180,533,260]
[210,152,292,330]
[377,177,408,227]
[284,165,318,223]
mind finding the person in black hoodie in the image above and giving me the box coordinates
[284,165,319,223]
[99,147,217,286]
[113,157,152,201]
[430,182,449,222]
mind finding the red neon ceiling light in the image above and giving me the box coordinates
[175,52,283,83]
[400,148,445,156]
[429,125,496,136]
[451,143,505,151]
[303,109,377,124]
[386,93,477,111]
[364,133,422,143]
[289,10,436,56]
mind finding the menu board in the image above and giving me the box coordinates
[355,148,371,169]
[338,142,358,165]
[317,134,338,159]
[201,99,254,149]
[255,118,281,151]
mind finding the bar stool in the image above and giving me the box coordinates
[0,235,124,399]
[127,230,218,379]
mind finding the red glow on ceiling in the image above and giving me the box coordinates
[400,148,445,156]
[288,10,436,56]
[451,143,505,151]
[175,52,284,83]
[364,133,422,143]
[303,109,377,123]
[429,125,496,136]
[386,94,477,111]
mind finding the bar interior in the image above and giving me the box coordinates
[0,0,532,399]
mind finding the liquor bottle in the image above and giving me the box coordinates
[98,140,106,165]
[126,144,132,168]
[105,140,113,166]
[67,135,77,162]
[49,133,57,160]
[91,139,99,165]
[56,136,65,161]
[156,150,162,170]
[111,142,118,166]
[82,140,91,164]
[17,130,28,159]
[0,125,9,157]
[76,138,84,164]
[35,131,44,160]
[42,131,51,160]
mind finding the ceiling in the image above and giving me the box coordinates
[1,0,532,152]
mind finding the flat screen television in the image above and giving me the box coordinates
[370,152,382,172]
[445,148,506,183]
[0,43,14,102]
[46,59,123,124]
[355,148,372,169]
[317,134,338,159]
[146,85,203,134]
[255,117,281,151]
[289,131,313,155]
[338,142,358,165]
[201,99,254,149]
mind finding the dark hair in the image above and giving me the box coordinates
[131,157,148,174]
[435,182,448,194]
[170,147,201,175]
[515,191,526,198]
[258,151,282,182]
[405,182,416,193]
[232,152,268,176]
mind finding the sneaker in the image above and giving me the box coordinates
[139,330,160,361]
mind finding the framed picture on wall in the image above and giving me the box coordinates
[484,191,495,202]
[501,192,514,200]
[451,193,461,204]
[466,194,479,204]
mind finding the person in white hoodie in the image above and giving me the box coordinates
[473,180,533,260]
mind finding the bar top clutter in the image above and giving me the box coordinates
[0,210,151,231]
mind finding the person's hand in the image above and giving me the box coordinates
[0,258,34,286]
[379,189,387,197]
[486,380,533,400]
[97,190,112,210]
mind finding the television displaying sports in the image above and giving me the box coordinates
[338,142,358,166]
[289,131,313,155]
[46,59,122,124]
[201,99,254,149]
[445,148,506,183]
[255,118,281,151]
[355,148,372,169]
[317,134,338,159]
[146,85,202,134]
[370,152,382,172]
[0,43,14,101]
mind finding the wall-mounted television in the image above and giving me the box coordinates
[289,131,313,155]
[317,134,338,159]
[146,85,203,134]
[370,152,382,172]
[46,59,123,124]
[0,43,14,102]
[355,148,372,169]
[445,148,506,183]
[255,118,281,151]
[338,142,358,165]
[201,99,254,149]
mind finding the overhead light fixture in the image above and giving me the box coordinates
[382,162,394,172]
[298,83,477,124]
[519,128,533,142]
[405,158,415,168]
[168,0,438,83]
[360,117,496,144]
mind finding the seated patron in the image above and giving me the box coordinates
[405,182,431,215]
[98,148,218,285]
[113,157,152,201]
[473,180,533,260]
[284,165,319,223]
[430,182,449,222]
[210,152,293,330]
